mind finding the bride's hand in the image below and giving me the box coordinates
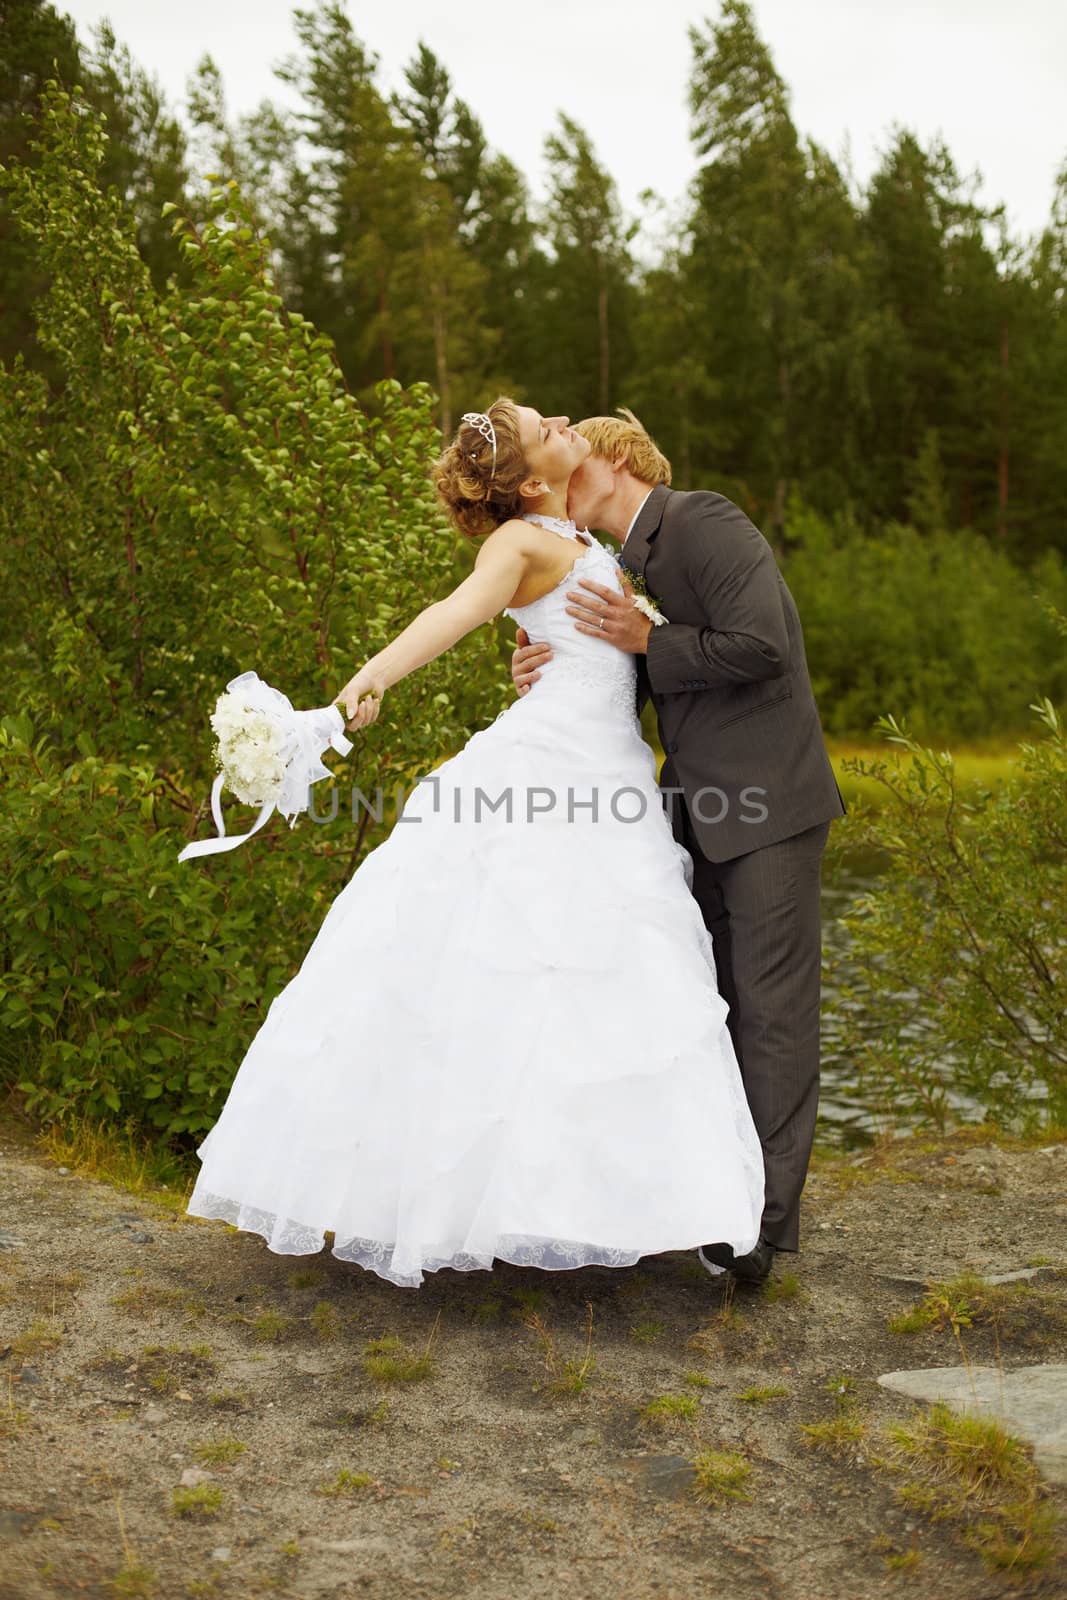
[334,669,385,731]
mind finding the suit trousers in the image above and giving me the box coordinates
[671,782,830,1252]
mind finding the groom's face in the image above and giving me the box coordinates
[565,449,618,535]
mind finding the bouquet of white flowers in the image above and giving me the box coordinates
[178,671,353,862]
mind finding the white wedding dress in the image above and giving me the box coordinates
[186,514,765,1286]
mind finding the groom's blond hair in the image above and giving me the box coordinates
[573,407,672,487]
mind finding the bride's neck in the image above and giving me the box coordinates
[524,488,570,521]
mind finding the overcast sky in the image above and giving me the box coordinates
[57,0,1066,245]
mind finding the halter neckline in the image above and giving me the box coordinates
[522,512,592,545]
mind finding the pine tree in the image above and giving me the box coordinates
[541,114,633,419]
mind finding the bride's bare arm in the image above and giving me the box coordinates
[335,523,530,727]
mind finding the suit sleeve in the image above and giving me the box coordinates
[644,497,791,692]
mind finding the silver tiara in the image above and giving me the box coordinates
[461,411,497,481]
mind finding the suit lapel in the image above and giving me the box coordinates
[618,484,669,583]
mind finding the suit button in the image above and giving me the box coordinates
[665,741,679,755]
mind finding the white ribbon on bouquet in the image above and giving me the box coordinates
[178,671,353,862]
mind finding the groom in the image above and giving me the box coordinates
[511,410,846,1283]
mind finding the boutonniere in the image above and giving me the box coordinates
[602,543,668,626]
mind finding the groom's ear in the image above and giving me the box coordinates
[611,455,629,476]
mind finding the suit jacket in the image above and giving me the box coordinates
[622,484,846,863]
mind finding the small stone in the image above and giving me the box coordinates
[0,1231,25,1251]
[129,1233,154,1244]
[176,1390,193,1402]
[143,1406,167,1423]
[635,1455,698,1502]
[179,1467,216,1488]
[210,1547,231,1562]
[56,1167,70,1175]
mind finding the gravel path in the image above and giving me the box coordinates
[1,1114,1065,1599]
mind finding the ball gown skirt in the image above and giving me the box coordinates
[185,524,765,1286]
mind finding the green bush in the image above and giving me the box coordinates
[0,81,506,1137]
[782,504,1067,740]
[829,680,1067,1130]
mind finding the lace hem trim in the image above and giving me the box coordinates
[187,1191,744,1289]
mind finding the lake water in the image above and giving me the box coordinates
[818,843,894,1148]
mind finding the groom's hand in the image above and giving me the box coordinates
[566,576,652,655]
[511,627,553,696]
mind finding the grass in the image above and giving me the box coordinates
[317,1468,374,1497]
[800,1412,869,1459]
[207,1389,247,1411]
[519,1510,559,1533]
[1,1374,31,1438]
[362,1313,440,1384]
[524,1302,596,1396]
[509,1285,546,1314]
[170,1483,223,1519]
[249,1310,292,1343]
[629,1319,667,1344]
[684,1370,712,1389]
[109,1282,204,1319]
[884,1402,1060,1574]
[642,1392,700,1425]
[10,1317,64,1360]
[886,1272,1067,1342]
[471,1298,503,1323]
[310,1300,341,1341]
[737,1384,790,1404]
[687,1449,753,1505]
[763,1272,802,1303]
[287,1268,323,1290]
[33,1113,194,1212]
[800,1373,867,1458]
[109,1561,157,1598]
[193,1437,246,1466]
[871,1534,922,1571]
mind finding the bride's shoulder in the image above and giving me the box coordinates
[479,517,540,555]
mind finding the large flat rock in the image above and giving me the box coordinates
[877,1364,1067,1485]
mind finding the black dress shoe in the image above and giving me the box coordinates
[697,1233,776,1284]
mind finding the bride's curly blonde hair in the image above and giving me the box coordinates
[433,397,531,540]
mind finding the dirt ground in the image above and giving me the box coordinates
[1,1112,1065,1600]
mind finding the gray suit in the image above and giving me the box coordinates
[622,484,846,1252]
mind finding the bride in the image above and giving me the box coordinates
[185,398,765,1288]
